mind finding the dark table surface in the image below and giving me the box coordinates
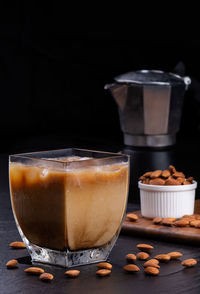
[1,138,200,294]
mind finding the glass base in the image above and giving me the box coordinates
[28,242,113,267]
[22,235,117,268]
[15,215,120,268]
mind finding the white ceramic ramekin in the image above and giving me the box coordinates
[138,181,197,219]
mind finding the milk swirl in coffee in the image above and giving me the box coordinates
[10,156,128,251]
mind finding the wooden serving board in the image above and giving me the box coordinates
[121,200,200,245]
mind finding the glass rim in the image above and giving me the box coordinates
[9,148,129,169]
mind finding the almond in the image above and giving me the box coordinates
[154,254,171,262]
[192,214,200,219]
[143,178,150,184]
[65,270,80,278]
[180,217,196,224]
[143,171,152,178]
[180,217,194,223]
[144,258,159,265]
[24,267,44,275]
[137,244,154,252]
[182,214,196,220]
[6,259,18,269]
[9,241,26,249]
[125,253,137,262]
[153,217,163,225]
[96,269,111,276]
[161,220,173,226]
[190,220,200,227]
[174,220,189,227]
[144,266,159,275]
[123,264,140,272]
[139,176,146,181]
[39,273,54,282]
[136,252,149,260]
[176,177,185,184]
[149,178,165,185]
[187,177,194,183]
[97,262,112,270]
[169,165,176,174]
[165,177,179,185]
[181,258,197,267]
[168,251,183,259]
[163,217,176,222]
[162,217,176,226]
[183,180,190,185]
[143,260,160,268]
[161,170,171,178]
[173,171,185,178]
[126,213,138,222]
[150,170,162,179]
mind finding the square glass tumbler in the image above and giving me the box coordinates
[9,148,129,267]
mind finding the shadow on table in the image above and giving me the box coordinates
[17,256,32,265]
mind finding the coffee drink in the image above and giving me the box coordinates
[10,157,128,251]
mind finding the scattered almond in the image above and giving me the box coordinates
[123,264,140,273]
[168,251,183,259]
[136,252,149,260]
[153,217,163,225]
[24,267,44,275]
[150,170,162,179]
[161,170,171,178]
[149,178,165,185]
[144,258,159,266]
[181,217,194,223]
[144,266,159,275]
[153,214,200,228]
[65,270,80,278]
[126,213,138,222]
[96,269,111,276]
[164,217,176,222]
[154,254,171,262]
[143,260,160,268]
[182,214,192,218]
[39,273,54,282]
[174,220,189,227]
[162,220,173,226]
[181,259,197,267]
[97,262,112,270]
[182,214,196,220]
[162,217,176,226]
[137,244,154,252]
[190,220,200,227]
[6,259,18,269]
[9,241,26,249]
[125,253,137,262]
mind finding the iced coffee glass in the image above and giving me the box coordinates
[9,148,129,267]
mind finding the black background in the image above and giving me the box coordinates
[1,2,200,152]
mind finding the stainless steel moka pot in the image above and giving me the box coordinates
[105,70,191,147]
